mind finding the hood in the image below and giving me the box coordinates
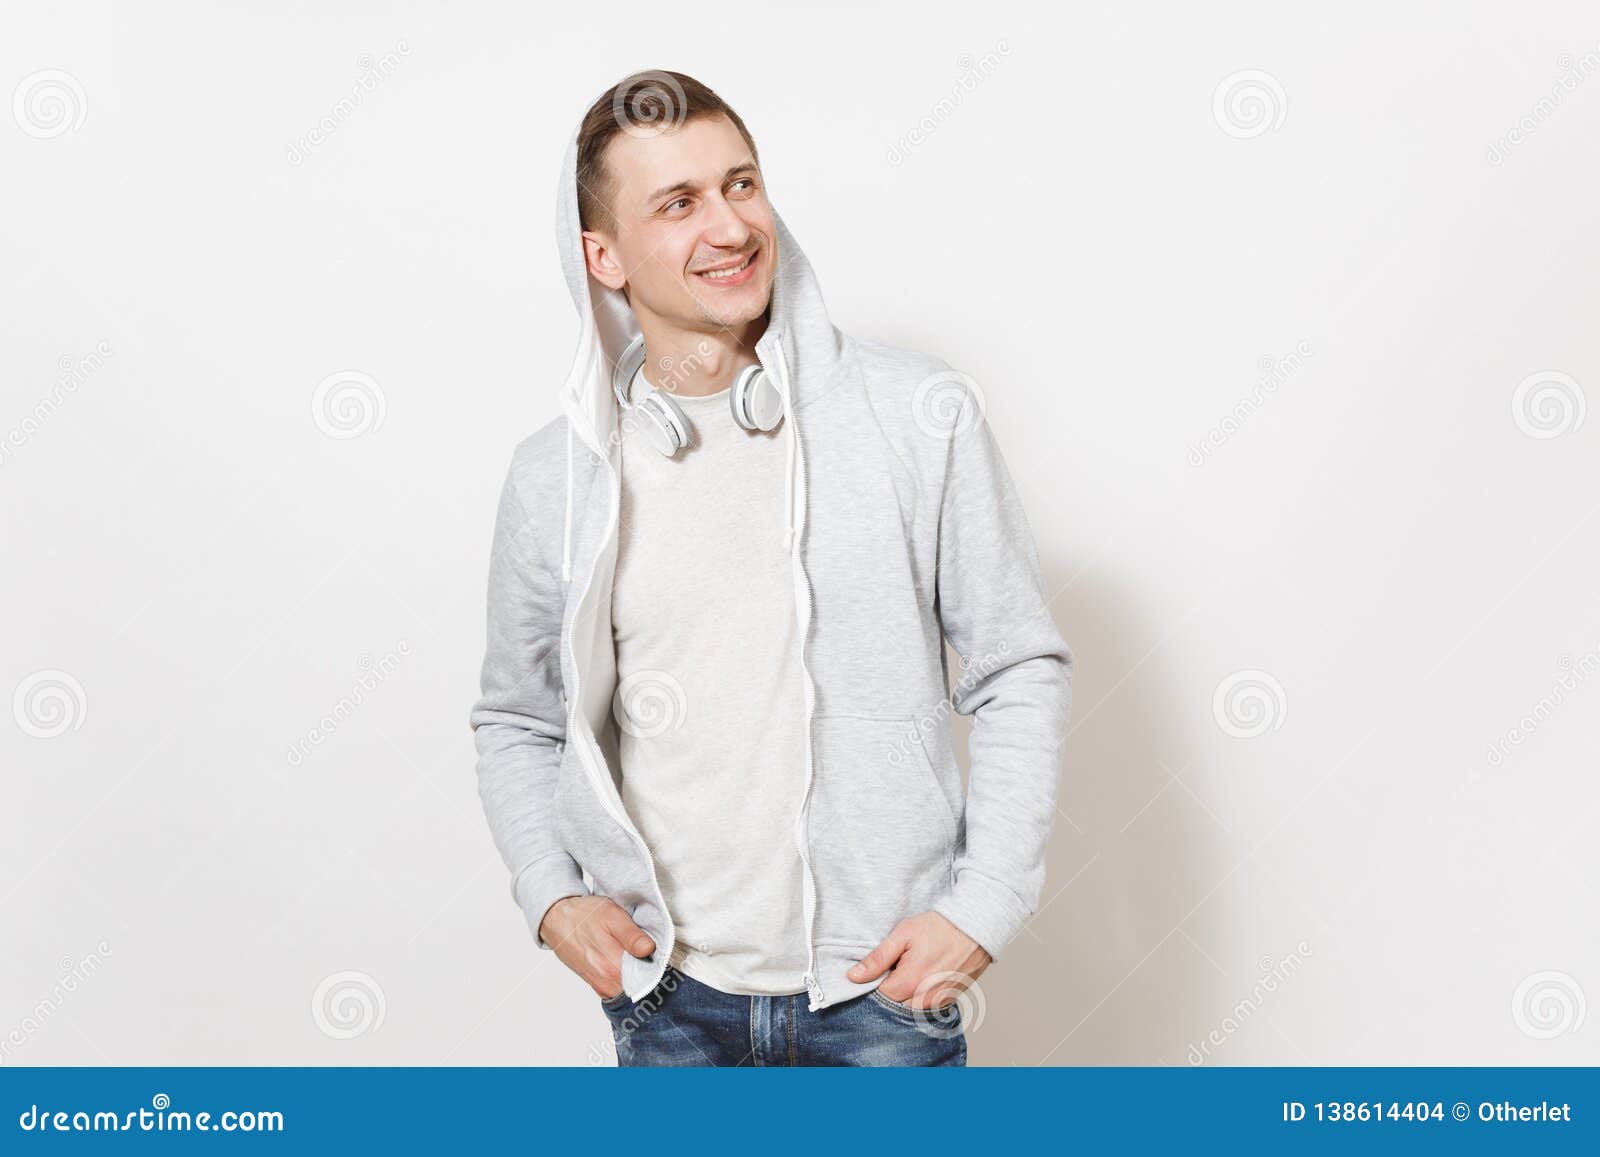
[551,115,843,580]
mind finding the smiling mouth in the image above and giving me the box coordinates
[692,250,757,283]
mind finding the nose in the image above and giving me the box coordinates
[699,190,751,251]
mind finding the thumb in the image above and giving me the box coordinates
[622,922,656,959]
[847,924,910,981]
[605,901,656,958]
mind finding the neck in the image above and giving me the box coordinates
[633,311,768,398]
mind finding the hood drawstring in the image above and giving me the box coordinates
[784,430,795,549]
[778,340,797,550]
[561,417,574,582]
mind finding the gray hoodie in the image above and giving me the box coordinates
[469,117,1074,1012]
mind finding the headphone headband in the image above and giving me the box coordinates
[611,335,649,412]
[611,335,785,457]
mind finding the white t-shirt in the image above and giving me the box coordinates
[610,364,810,996]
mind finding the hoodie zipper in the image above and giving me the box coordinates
[564,438,675,995]
[564,340,819,1008]
[769,337,826,1011]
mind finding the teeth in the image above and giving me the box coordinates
[697,254,752,280]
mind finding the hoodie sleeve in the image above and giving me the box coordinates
[929,386,1073,962]
[469,454,589,950]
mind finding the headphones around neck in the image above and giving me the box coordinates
[610,335,785,457]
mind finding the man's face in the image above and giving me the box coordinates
[583,114,776,332]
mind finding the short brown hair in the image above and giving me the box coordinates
[576,70,760,236]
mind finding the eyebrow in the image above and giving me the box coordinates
[644,163,759,206]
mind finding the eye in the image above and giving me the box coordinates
[664,197,692,214]
[730,177,757,195]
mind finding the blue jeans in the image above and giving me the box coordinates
[599,966,967,1067]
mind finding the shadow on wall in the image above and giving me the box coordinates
[949,549,1232,1066]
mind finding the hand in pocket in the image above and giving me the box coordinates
[539,895,656,1000]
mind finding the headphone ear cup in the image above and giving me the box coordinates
[636,389,691,456]
[730,364,786,432]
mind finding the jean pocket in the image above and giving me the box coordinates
[599,990,631,1011]
[867,987,920,1016]
[867,986,964,1036]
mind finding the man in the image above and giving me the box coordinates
[470,70,1072,1066]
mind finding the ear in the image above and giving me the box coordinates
[582,230,627,291]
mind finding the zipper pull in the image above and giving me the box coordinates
[804,972,824,1005]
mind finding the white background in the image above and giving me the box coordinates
[3,1,1598,1066]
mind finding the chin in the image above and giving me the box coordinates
[687,287,771,330]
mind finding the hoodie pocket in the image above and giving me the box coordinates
[806,713,958,949]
